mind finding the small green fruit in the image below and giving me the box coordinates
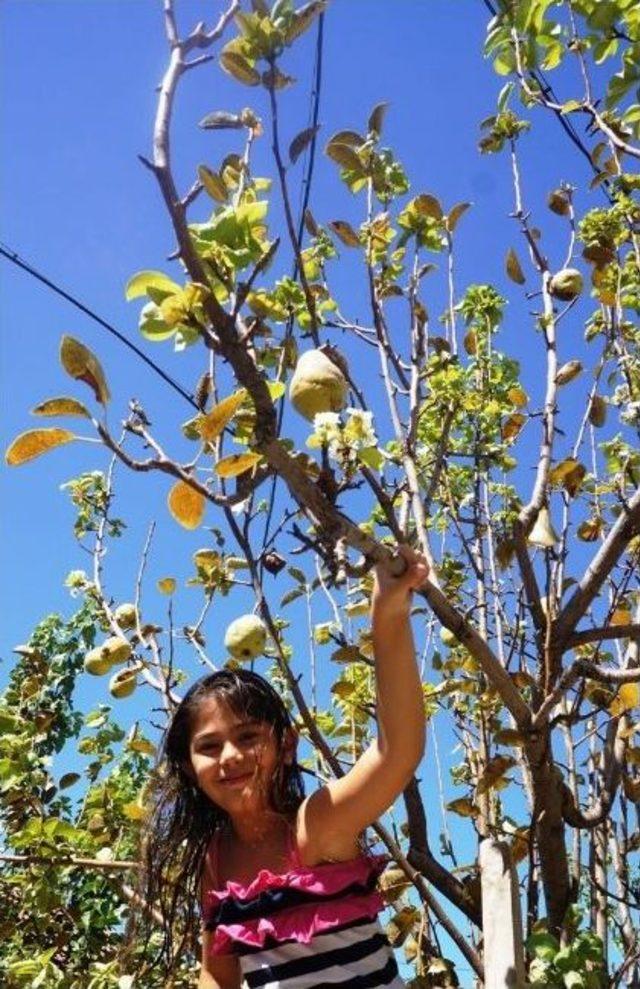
[224,614,267,660]
[289,349,348,421]
[114,603,138,631]
[549,268,583,301]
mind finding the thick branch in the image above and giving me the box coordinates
[561,717,627,828]
[554,485,640,643]
[403,776,482,928]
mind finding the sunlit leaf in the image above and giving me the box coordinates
[197,390,248,444]
[325,142,364,172]
[124,270,181,301]
[157,577,176,595]
[60,336,110,405]
[577,517,604,542]
[167,480,206,529]
[31,397,90,419]
[198,165,229,203]
[446,797,479,818]
[476,755,516,795]
[215,451,262,477]
[5,428,76,466]
[609,683,640,717]
[220,51,260,86]
[501,413,526,443]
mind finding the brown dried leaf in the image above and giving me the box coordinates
[506,247,526,285]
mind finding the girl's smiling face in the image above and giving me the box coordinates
[187,695,284,812]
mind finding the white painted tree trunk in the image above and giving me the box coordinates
[479,838,527,988]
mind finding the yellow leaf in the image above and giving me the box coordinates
[121,801,146,821]
[124,270,181,301]
[215,451,262,478]
[127,737,157,756]
[446,797,479,818]
[198,165,229,203]
[167,480,205,529]
[626,747,640,766]
[198,390,247,444]
[60,336,110,405]
[157,577,176,595]
[31,397,90,418]
[476,755,516,795]
[344,599,370,617]
[556,360,583,386]
[5,428,76,466]
[609,682,640,716]
[220,50,260,86]
[501,413,526,443]
[577,517,604,541]
[611,605,632,626]
[508,386,528,408]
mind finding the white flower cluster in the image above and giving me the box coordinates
[307,408,378,462]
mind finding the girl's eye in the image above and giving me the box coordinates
[239,732,259,743]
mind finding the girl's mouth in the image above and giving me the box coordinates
[219,772,254,787]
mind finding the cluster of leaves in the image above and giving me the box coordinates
[527,914,606,988]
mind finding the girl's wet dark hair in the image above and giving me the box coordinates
[122,668,305,982]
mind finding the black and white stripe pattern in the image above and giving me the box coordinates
[240,917,405,988]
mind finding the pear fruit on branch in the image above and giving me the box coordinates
[549,267,583,301]
[289,347,348,420]
[224,614,267,660]
[113,602,138,630]
[83,636,132,676]
[109,663,143,699]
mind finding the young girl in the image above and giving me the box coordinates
[133,543,428,988]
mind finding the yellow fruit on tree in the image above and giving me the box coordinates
[109,664,141,700]
[84,648,113,676]
[289,349,348,420]
[224,614,267,660]
[114,603,138,630]
[549,268,583,301]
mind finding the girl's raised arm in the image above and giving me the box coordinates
[298,544,428,860]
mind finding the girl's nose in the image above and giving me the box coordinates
[219,739,243,765]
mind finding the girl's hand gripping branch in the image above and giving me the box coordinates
[300,543,430,860]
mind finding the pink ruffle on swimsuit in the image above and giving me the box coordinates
[201,828,405,988]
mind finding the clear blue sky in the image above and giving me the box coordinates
[1,0,605,980]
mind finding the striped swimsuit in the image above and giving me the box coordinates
[201,828,405,988]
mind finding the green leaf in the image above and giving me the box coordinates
[125,270,181,301]
[220,51,260,86]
